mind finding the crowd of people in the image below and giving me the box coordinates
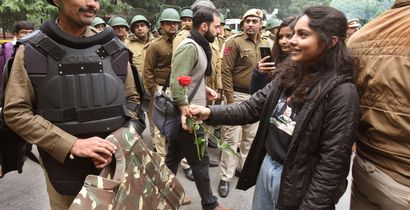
[0,0,409,210]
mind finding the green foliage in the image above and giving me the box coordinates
[0,0,394,37]
[330,0,394,22]
[99,0,133,18]
[0,0,56,35]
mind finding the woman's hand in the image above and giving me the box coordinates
[257,56,276,73]
[188,105,211,121]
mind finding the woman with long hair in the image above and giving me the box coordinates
[250,16,296,94]
[189,5,360,209]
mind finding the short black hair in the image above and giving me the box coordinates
[192,7,219,29]
[14,21,34,34]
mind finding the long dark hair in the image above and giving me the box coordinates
[278,6,355,106]
[271,16,296,64]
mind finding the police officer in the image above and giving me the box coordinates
[264,17,282,49]
[125,15,154,74]
[108,16,129,42]
[218,8,270,198]
[223,25,232,38]
[143,8,180,160]
[180,7,193,29]
[3,0,142,209]
[91,16,106,32]
[346,18,361,41]
[173,8,193,53]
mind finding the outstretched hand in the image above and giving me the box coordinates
[188,105,211,121]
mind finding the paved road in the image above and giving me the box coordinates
[0,128,352,210]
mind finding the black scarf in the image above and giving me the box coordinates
[188,29,212,76]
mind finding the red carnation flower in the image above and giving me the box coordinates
[177,76,192,87]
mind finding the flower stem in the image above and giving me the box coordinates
[199,124,239,158]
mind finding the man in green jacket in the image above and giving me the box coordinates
[169,7,232,210]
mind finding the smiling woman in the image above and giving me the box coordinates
[187,5,360,210]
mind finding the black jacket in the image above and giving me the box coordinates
[208,73,360,210]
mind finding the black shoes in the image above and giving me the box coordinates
[235,169,241,178]
[218,180,230,198]
[209,159,219,167]
[183,168,194,181]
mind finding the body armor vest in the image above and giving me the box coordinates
[21,21,130,195]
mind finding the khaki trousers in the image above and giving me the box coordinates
[42,166,75,210]
[351,155,410,210]
[220,91,259,181]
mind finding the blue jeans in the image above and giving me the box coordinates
[252,154,283,210]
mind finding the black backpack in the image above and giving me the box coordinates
[0,42,40,178]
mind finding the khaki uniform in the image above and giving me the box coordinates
[143,33,174,158]
[222,32,269,103]
[220,32,269,182]
[143,34,174,95]
[3,26,140,210]
[173,25,191,53]
[207,37,223,92]
[124,33,154,75]
[262,31,275,49]
[224,30,232,39]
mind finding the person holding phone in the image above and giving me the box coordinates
[218,9,270,198]
[189,5,359,209]
[250,16,297,94]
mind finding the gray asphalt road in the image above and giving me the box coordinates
[0,128,351,210]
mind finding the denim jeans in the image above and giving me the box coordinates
[252,154,283,210]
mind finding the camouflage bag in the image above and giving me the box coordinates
[69,126,185,210]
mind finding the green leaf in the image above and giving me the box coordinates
[194,123,200,131]
[186,116,192,129]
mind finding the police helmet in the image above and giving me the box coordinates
[108,16,129,28]
[92,17,106,27]
[130,15,150,27]
[160,8,180,23]
[220,14,226,25]
[180,8,193,18]
[265,18,282,30]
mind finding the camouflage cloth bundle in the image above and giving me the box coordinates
[69,126,185,210]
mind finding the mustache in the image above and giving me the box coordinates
[79,7,97,14]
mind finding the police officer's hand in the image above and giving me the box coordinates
[257,56,276,73]
[206,86,218,101]
[92,154,113,169]
[70,137,117,166]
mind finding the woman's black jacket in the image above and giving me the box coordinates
[207,73,360,210]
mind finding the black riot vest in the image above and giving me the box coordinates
[21,21,130,195]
